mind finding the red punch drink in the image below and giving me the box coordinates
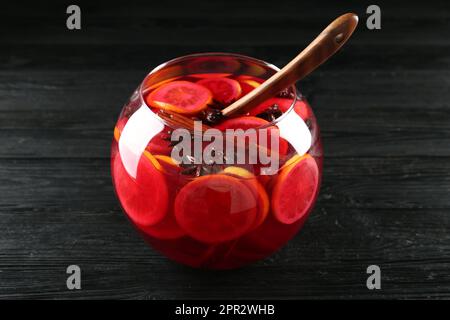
[111,53,322,269]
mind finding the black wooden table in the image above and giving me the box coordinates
[1,0,449,299]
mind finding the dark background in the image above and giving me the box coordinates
[0,0,449,299]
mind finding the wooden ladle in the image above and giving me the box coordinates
[158,13,358,128]
[220,12,359,117]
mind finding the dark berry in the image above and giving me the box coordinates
[204,109,224,125]
[277,89,294,98]
[256,103,282,122]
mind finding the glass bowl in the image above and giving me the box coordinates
[111,53,323,269]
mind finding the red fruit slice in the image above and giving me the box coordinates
[174,174,258,243]
[146,126,173,156]
[140,155,187,239]
[197,77,241,104]
[249,98,311,121]
[146,80,212,115]
[279,153,304,171]
[154,154,190,189]
[215,116,288,155]
[221,167,269,230]
[271,154,319,224]
[112,151,169,227]
[154,154,179,168]
[238,78,261,97]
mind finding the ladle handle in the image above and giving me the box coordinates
[222,13,359,117]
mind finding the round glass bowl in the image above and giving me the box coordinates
[111,53,323,269]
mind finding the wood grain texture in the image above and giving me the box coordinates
[0,0,449,299]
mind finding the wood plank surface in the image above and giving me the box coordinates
[0,0,449,299]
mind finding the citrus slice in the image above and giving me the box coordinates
[140,154,187,239]
[239,79,260,97]
[279,153,304,171]
[153,154,189,188]
[174,174,258,243]
[146,80,212,115]
[271,154,319,224]
[154,154,179,167]
[112,152,168,227]
[221,167,269,229]
[197,77,241,104]
[235,76,262,97]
